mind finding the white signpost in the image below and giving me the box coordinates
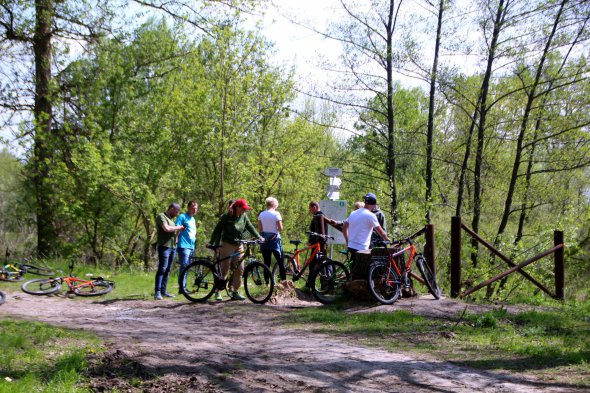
[320,200,347,244]
[321,167,346,245]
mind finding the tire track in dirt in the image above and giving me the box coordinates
[0,291,584,392]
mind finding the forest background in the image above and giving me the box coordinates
[1,0,589,302]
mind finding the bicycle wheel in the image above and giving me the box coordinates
[20,263,55,276]
[311,259,350,305]
[21,278,61,295]
[368,262,401,305]
[74,281,113,296]
[181,260,216,302]
[415,255,441,299]
[0,291,5,305]
[243,261,274,304]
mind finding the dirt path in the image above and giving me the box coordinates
[0,290,583,392]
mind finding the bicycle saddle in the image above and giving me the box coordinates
[290,240,302,246]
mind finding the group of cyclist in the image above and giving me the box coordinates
[154,192,390,301]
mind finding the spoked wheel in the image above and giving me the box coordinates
[368,262,401,305]
[273,253,297,281]
[243,261,274,304]
[74,281,113,296]
[181,260,216,302]
[415,255,441,299]
[311,259,350,305]
[21,278,61,295]
[271,256,295,285]
[20,264,56,277]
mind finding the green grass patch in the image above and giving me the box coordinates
[286,302,590,385]
[0,319,102,392]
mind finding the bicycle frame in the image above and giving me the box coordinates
[388,243,417,278]
[60,276,102,292]
[207,240,259,289]
[289,242,323,281]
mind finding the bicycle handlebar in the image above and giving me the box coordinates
[375,227,427,248]
[206,238,263,251]
[306,231,334,240]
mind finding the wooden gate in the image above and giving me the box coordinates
[450,216,565,300]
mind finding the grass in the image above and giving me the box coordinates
[285,301,590,386]
[0,319,102,392]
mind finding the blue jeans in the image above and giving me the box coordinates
[177,247,194,291]
[155,245,177,295]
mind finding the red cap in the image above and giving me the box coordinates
[233,199,252,210]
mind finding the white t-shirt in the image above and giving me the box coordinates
[345,208,380,251]
[258,209,282,233]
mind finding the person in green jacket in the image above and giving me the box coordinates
[208,198,262,301]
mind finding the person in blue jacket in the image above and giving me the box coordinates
[176,201,198,293]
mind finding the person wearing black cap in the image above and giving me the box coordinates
[367,195,387,248]
[342,193,390,262]
[154,203,186,300]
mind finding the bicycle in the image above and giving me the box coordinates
[181,239,274,304]
[21,261,114,297]
[368,228,441,305]
[0,264,25,282]
[0,260,56,282]
[271,231,333,287]
[308,256,350,305]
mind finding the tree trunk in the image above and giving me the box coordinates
[386,0,399,231]
[32,0,56,257]
[471,0,507,268]
[496,0,567,242]
[425,0,445,224]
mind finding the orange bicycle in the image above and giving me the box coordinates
[21,261,114,297]
[368,228,441,304]
[272,231,332,285]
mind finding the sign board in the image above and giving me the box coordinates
[323,167,342,177]
[320,200,347,244]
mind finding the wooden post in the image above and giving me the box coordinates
[425,224,435,274]
[450,216,462,298]
[554,230,565,301]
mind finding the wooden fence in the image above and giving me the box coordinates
[450,216,565,300]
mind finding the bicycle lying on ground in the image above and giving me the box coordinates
[21,261,114,297]
[0,260,56,282]
[181,239,274,304]
[368,228,441,305]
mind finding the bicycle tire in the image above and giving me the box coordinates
[243,261,274,304]
[0,291,5,305]
[21,278,61,295]
[20,264,55,276]
[74,280,113,296]
[311,259,350,305]
[181,260,216,302]
[415,255,441,299]
[368,262,401,305]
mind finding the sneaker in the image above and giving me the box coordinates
[230,291,246,301]
[154,292,163,300]
[213,291,223,301]
[163,292,176,298]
